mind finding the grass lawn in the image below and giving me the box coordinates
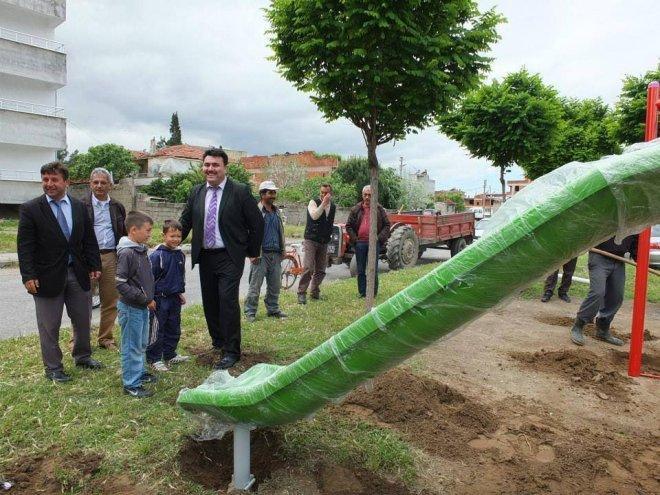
[0,264,433,493]
[283,223,305,239]
[0,219,18,253]
[520,253,659,303]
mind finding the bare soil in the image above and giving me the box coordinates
[188,348,274,376]
[2,450,142,495]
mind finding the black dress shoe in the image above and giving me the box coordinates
[76,358,104,370]
[213,355,239,370]
[267,311,288,319]
[540,292,553,303]
[558,293,571,303]
[45,370,72,383]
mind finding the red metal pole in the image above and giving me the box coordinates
[628,81,659,378]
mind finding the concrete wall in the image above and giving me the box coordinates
[0,38,66,86]
[0,0,65,25]
[0,73,58,105]
[279,204,351,225]
[0,109,65,149]
[0,178,41,203]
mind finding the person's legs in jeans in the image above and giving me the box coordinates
[244,258,266,316]
[162,296,182,361]
[264,252,282,314]
[119,301,147,389]
[146,296,165,363]
[355,241,368,297]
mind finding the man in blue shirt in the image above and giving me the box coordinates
[244,181,287,322]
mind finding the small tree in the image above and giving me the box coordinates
[435,190,466,212]
[332,157,403,208]
[69,144,138,181]
[166,112,182,146]
[268,0,503,308]
[400,179,433,210]
[264,162,307,190]
[521,97,621,179]
[439,69,563,200]
[613,64,660,145]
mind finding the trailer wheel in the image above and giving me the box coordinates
[387,225,419,270]
[449,237,467,257]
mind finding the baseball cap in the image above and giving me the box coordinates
[259,180,278,191]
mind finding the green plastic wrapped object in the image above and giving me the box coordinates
[177,142,660,426]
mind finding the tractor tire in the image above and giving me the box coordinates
[449,237,467,257]
[387,225,419,270]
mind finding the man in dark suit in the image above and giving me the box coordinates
[17,161,104,382]
[180,148,263,369]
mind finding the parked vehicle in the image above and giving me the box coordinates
[474,218,491,240]
[650,224,660,269]
[327,210,475,275]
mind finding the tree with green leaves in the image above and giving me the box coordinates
[68,143,138,181]
[435,190,466,212]
[267,0,503,308]
[521,97,620,180]
[613,64,660,146]
[167,112,182,146]
[332,157,403,208]
[439,69,563,200]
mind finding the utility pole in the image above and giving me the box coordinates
[399,156,405,177]
[482,179,487,214]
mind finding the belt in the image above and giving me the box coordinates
[99,249,116,254]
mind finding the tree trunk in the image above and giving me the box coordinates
[366,141,379,311]
[499,165,506,203]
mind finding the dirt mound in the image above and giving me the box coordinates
[1,450,139,494]
[609,348,660,374]
[179,429,286,491]
[623,328,659,341]
[189,348,274,375]
[510,349,632,400]
[534,314,628,341]
[342,368,498,458]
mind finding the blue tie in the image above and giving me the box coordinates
[54,200,71,241]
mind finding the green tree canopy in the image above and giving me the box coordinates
[277,175,356,207]
[435,190,466,212]
[267,0,503,307]
[167,112,182,146]
[439,69,563,198]
[142,163,252,203]
[613,64,660,145]
[68,144,138,181]
[521,97,621,180]
[331,156,403,208]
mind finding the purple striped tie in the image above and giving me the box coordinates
[205,187,218,248]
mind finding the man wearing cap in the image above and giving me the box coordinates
[244,181,287,322]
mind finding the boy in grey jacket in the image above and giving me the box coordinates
[116,211,156,398]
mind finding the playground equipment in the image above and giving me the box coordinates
[177,141,660,490]
[629,81,660,379]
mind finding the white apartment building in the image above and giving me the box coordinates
[0,0,66,204]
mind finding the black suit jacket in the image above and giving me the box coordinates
[18,194,102,297]
[180,179,264,268]
[81,193,128,245]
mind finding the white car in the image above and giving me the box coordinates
[474,218,490,239]
[650,224,660,269]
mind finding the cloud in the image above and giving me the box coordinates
[58,0,658,193]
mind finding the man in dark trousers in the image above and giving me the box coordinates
[570,235,638,347]
[345,185,391,298]
[17,161,103,382]
[180,148,263,369]
[297,183,335,304]
[541,257,578,303]
[81,167,127,350]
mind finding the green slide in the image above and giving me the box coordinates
[177,142,660,426]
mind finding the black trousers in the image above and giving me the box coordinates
[199,249,244,357]
[543,257,578,296]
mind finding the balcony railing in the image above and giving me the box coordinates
[0,97,64,117]
[0,26,64,52]
[0,169,41,182]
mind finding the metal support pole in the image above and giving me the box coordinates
[232,425,255,491]
[628,81,659,379]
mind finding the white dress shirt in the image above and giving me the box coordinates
[92,194,116,249]
[204,178,226,249]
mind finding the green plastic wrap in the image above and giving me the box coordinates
[177,141,660,427]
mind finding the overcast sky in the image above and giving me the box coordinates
[58,0,658,196]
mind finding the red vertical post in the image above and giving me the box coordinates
[628,81,659,377]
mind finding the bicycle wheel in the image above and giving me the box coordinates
[281,254,299,290]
